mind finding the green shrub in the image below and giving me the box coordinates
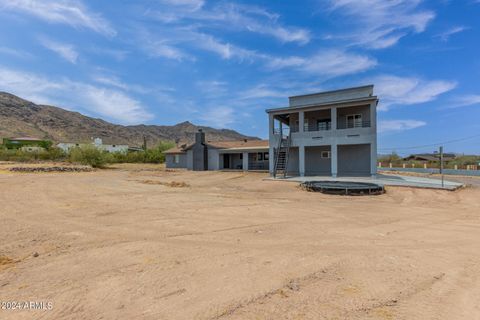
[0,140,175,166]
[69,146,108,168]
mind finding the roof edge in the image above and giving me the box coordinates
[288,84,374,100]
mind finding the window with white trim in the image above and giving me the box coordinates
[346,114,362,128]
[174,154,180,164]
[321,151,331,159]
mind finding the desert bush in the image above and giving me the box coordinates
[68,146,108,168]
[38,147,67,161]
[0,140,175,166]
[108,141,174,164]
[0,146,66,162]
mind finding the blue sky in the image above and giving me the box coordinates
[0,0,479,154]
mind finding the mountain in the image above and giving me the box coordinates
[0,92,259,147]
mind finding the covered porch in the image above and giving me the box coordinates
[218,149,270,171]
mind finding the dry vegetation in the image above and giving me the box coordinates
[1,162,480,320]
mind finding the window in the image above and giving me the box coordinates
[321,151,331,159]
[304,118,309,131]
[264,152,269,160]
[346,114,362,128]
[317,119,331,131]
[258,153,263,161]
[174,154,180,164]
[239,153,243,160]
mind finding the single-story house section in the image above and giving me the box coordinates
[164,130,269,171]
[57,138,129,154]
[403,153,456,162]
[2,137,52,150]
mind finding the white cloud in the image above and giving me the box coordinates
[138,27,257,62]
[327,0,435,49]
[158,0,204,11]
[268,50,377,77]
[146,2,310,44]
[88,47,129,61]
[447,94,480,109]
[378,120,426,133]
[193,32,257,60]
[240,85,288,100]
[92,75,129,91]
[0,46,33,59]
[196,80,228,97]
[39,37,78,64]
[0,66,152,124]
[199,106,236,127]
[147,41,191,61]
[436,26,468,42]
[372,75,457,110]
[0,0,115,37]
[210,3,310,44]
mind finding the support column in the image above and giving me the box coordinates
[331,143,338,178]
[268,114,275,176]
[269,146,274,176]
[242,152,249,171]
[370,102,377,177]
[331,107,337,131]
[299,145,305,177]
[299,111,304,133]
[269,114,274,136]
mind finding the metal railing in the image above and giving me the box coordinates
[337,120,371,129]
[273,127,293,137]
[274,120,370,133]
[305,122,331,132]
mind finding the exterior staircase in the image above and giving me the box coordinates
[273,131,292,178]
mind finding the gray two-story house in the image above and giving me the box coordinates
[266,85,378,178]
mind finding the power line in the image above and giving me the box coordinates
[379,132,480,151]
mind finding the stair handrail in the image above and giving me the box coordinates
[273,132,283,178]
[283,131,292,178]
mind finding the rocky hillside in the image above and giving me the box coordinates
[0,92,258,147]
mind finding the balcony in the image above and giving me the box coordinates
[337,120,371,130]
[306,121,331,132]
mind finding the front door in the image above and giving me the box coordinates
[224,154,230,169]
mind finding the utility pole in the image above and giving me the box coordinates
[439,146,444,188]
[143,136,147,151]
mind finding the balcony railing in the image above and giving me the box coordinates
[305,122,331,132]
[337,120,371,129]
[274,120,370,134]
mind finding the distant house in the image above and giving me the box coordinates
[404,153,456,162]
[164,130,269,171]
[57,138,129,153]
[2,137,52,150]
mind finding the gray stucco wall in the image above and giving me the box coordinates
[192,144,207,171]
[305,146,331,175]
[186,150,193,170]
[208,149,220,170]
[337,144,371,176]
[286,147,299,176]
[289,86,373,107]
[165,153,187,169]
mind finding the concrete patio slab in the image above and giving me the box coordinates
[266,173,464,190]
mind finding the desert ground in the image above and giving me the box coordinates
[1,162,480,320]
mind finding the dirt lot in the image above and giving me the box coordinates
[1,163,480,320]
